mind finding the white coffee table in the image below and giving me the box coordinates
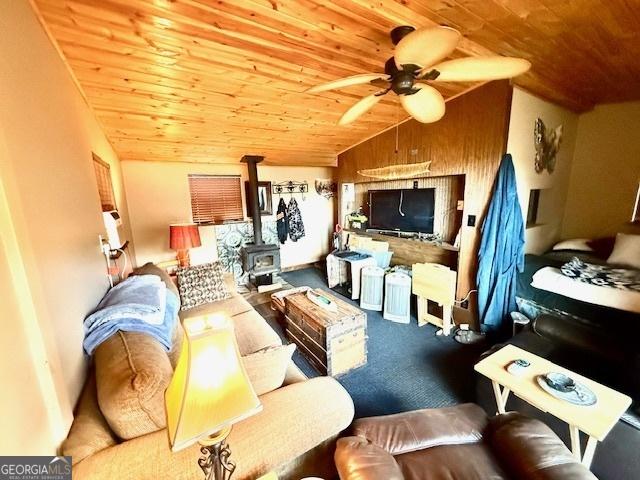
[475,344,631,468]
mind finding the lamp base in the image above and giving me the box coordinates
[177,249,191,268]
[198,427,235,480]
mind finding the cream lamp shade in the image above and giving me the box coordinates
[165,314,261,452]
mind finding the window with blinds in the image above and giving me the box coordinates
[92,153,117,212]
[188,174,244,224]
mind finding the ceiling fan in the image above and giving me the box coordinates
[306,25,531,125]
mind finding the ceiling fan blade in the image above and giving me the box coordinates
[395,26,461,69]
[431,56,531,82]
[400,84,445,123]
[306,73,387,93]
[338,93,383,125]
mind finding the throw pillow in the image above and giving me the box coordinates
[551,238,594,252]
[587,236,616,259]
[177,261,231,311]
[242,344,296,396]
[607,233,640,269]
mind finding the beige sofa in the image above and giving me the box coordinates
[62,264,354,479]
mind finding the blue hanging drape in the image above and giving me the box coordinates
[476,154,525,333]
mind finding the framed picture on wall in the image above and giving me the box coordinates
[245,181,273,217]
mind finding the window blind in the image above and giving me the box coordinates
[92,153,116,212]
[188,174,243,224]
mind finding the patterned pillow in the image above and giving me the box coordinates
[177,262,231,311]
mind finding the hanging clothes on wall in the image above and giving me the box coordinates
[477,153,525,337]
[276,197,288,244]
[287,197,306,242]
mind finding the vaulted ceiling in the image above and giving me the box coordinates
[34,0,640,166]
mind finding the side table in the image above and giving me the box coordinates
[475,344,631,468]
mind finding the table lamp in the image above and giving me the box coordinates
[165,314,261,480]
[169,223,201,268]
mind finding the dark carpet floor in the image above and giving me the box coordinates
[270,267,488,419]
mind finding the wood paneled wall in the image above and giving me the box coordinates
[337,81,513,299]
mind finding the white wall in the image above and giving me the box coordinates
[563,102,640,238]
[0,1,134,453]
[506,88,579,253]
[122,161,335,269]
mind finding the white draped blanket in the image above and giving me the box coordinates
[531,267,640,313]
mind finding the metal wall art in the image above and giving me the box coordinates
[534,118,563,174]
[315,179,337,198]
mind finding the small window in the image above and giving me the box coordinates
[526,189,541,227]
[188,174,243,224]
[92,153,116,212]
[632,182,640,224]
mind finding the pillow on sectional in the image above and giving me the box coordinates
[551,238,594,253]
[95,331,173,440]
[177,261,231,311]
[586,236,616,259]
[607,233,640,269]
[242,344,296,396]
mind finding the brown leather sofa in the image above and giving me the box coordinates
[335,403,596,480]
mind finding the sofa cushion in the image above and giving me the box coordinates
[242,344,296,396]
[352,403,487,456]
[487,412,597,479]
[61,371,118,464]
[177,262,231,310]
[231,310,283,355]
[95,331,173,440]
[179,294,253,321]
[607,233,640,269]
[395,443,508,480]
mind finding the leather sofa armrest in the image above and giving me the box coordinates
[335,437,404,480]
[487,412,597,480]
[352,403,487,456]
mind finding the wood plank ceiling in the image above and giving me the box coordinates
[34,0,640,166]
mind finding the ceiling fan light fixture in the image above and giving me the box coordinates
[305,25,531,126]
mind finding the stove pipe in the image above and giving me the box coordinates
[241,155,264,245]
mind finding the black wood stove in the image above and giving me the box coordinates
[240,155,280,286]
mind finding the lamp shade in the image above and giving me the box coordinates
[165,315,261,452]
[169,223,201,250]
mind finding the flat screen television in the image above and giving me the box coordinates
[369,188,435,233]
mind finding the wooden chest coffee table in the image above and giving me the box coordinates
[283,289,367,377]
